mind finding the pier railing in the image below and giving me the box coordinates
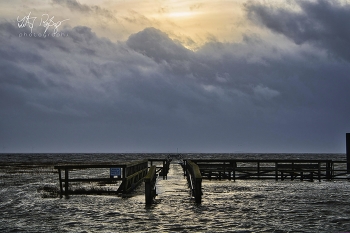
[184,160,202,203]
[148,159,171,180]
[188,159,349,181]
[54,159,148,198]
[144,165,157,204]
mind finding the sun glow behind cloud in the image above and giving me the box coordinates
[167,11,198,18]
[0,0,249,49]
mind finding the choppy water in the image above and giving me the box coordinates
[1,153,350,232]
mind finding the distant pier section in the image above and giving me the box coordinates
[184,159,348,182]
[54,159,171,198]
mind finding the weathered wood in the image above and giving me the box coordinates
[148,159,171,179]
[64,168,69,197]
[185,160,202,203]
[144,165,157,204]
[55,160,149,198]
[58,168,63,198]
[118,167,148,193]
[189,159,346,181]
[347,133,350,174]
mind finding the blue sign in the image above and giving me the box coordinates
[110,167,121,177]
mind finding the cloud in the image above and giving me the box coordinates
[189,3,204,11]
[51,0,117,21]
[126,27,191,63]
[51,0,91,12]
[1,20,350,152]
[253,85,280,100]
[246,0,350,62]
[121,10,160,27]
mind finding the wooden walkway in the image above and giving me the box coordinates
[54,159,171,198]
[181,158,350,204]
[53,157,349,204]
[186,159,349,181]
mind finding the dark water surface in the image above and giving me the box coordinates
[1,153,350,232]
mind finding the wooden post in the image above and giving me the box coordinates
[326,161,331,179]
[58,168,63,198]
[123,166,127,192]
[223,162,226,179]
[257,162,260,179]
[318,162,321,182]
[275,162,278,181]
[347,133,350,174]
[233,162,236,181]
[183,160,187,177]
[195,178,202,204]
[145,166,156,205]
[64,168,69,198]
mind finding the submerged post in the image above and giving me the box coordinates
[144,165,157,205]
[58,168,63,198]
[347,133,350,174]
[64,168,69,198]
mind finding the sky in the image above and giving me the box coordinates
[1,0,350,153]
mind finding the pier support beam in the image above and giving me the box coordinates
[347,133,350,174]
[64,168,69,198]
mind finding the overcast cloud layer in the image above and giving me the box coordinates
[1,0,350,153]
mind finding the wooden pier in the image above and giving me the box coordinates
[187,159,349,181]
[54,159,171,200]
[52,133,350,204]
[54,160,148,198]
[180,158,349,204]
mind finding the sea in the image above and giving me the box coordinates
[1,153,350,233]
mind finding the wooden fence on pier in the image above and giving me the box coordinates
[54,159,172,201]
[180,159,349,204]
[54,160,148,198]
[187,159,349,181]
[184,160,202,203]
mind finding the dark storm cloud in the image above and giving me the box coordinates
[1,8,350,153]
[246,0,350,62]
[126,28,191,63]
